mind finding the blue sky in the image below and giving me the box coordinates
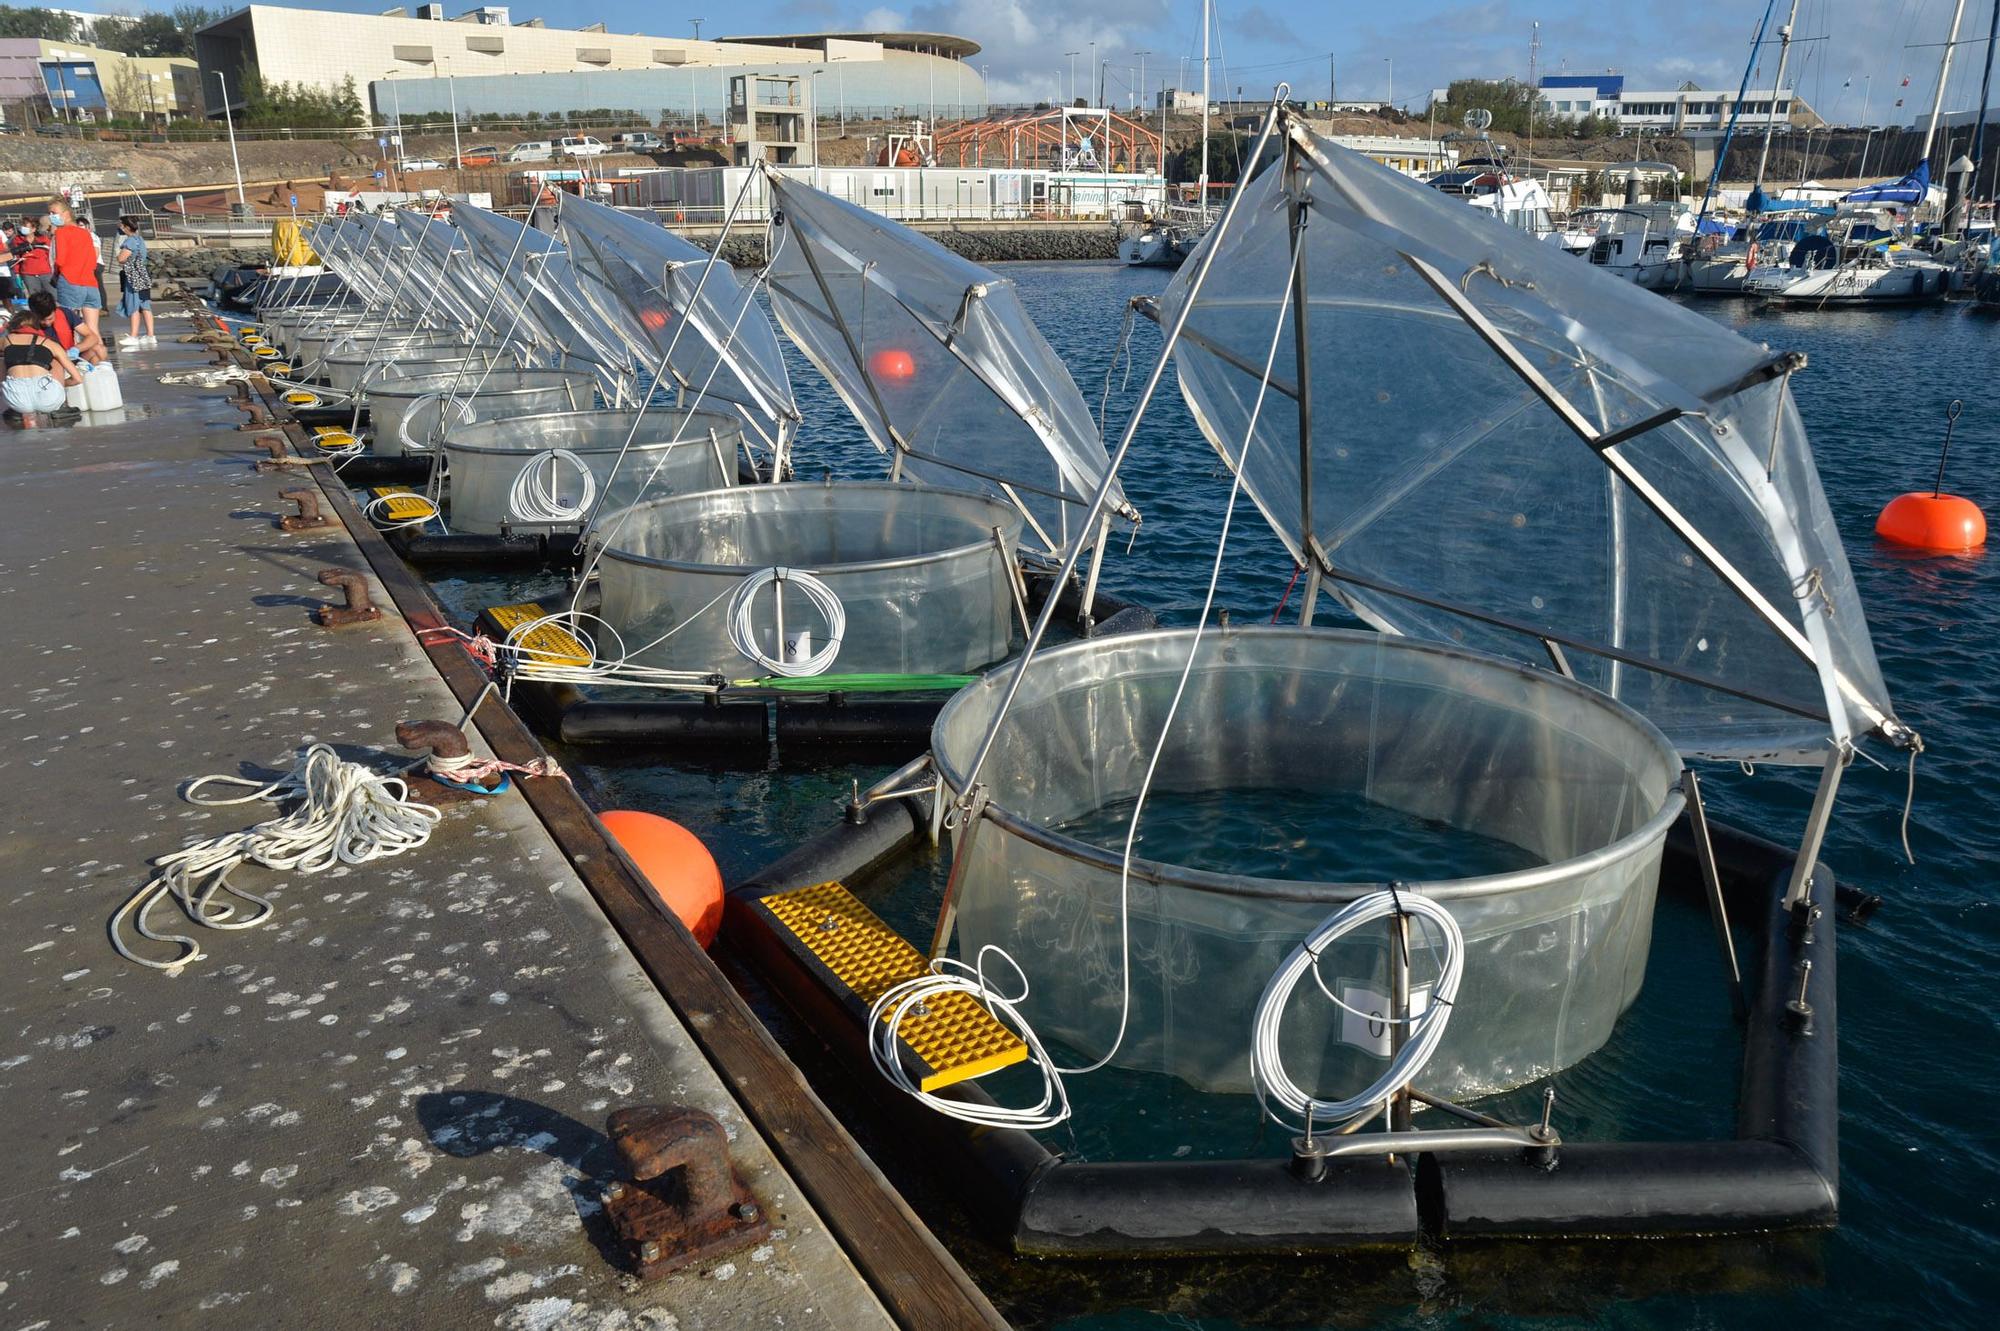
[72,1,1996,123]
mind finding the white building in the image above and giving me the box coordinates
[194,6,983,122]
[1536,75,1815,132]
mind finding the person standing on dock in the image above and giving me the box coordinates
[46,200,102,341]
[12,219,53,301]
[115,219,155,349]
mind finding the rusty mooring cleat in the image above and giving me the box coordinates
[278,488,332,532]
[395,719,501,797]
[314,569,382,627]
[254,437,293,472]
[602,1106,770,1280]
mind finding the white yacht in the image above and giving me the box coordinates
[1678,210,1828,294]
[1743,209,1953,304]
[1561,207,1681,288]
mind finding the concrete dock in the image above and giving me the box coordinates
[0,330,987,1328]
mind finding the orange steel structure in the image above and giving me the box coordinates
[932,107,1166,174]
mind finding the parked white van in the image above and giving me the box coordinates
[558,135,608,157]
[504,141,555,162]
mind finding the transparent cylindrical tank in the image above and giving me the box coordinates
[364,368,595,459]
[596,482,1023,676]
[930,627,1686,1101]
[441,406,736,533]
[324,342,508,395]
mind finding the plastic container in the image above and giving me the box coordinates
[64,380,87,410]
[82,361,122,411]
[930,627,1687,1101]
[367,368,597,460]
[597,481,1023,676]
[442,405,735,531]
[323,341,507,394]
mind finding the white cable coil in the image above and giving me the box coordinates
[866,946,1071,1131]
[396,391,477,455]
[1250,889,1466,1134]
[361,489,441,530]
[507,447,598,525]
[726,566,844,677]
[110,744,444,972]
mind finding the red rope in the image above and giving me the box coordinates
[1271,563,1305,624]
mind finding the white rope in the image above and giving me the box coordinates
[725,567,844,677]
[489,607,727,691]
[109,744,443,972]
[1250,890,1465,1134]
[395,391,476,456]
[507,448,598,525]
[361,490,441,531]
[866,947,1072,1131]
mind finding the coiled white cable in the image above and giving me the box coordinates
[1249,889,1465,1134]
[866,946,1072,1131]
[507,448,598,525]
[725,566,844,677]
[396,391,476,455]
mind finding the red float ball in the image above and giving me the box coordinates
[869,348,917,382]
[1875,492,1987,553]
[598,810,724,947]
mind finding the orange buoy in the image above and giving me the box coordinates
[599,810,724,947]
[869,348,917,382]
[1878,398,1986,552]
[1876,492,1987,552]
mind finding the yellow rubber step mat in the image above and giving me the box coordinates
[368,485,438,523]
[283,390,322,406]
[311,426,358,451]
[763,880,1027,1092]
[482,601,592,668]
[253,346,283,359]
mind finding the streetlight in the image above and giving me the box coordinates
[382,70,404,190]
[1065,51,1079,105]
[211,69,248,212]
[1384,57,1393,112]
[1089,40,1096,105]
[689,18,704,40]
[436,56,461,174]
[1134,50,1150,112]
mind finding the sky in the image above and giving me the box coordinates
[66,0,2000,125]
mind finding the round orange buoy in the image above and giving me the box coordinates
[869,348,917,382]
[1876,492,1987,552]
[599,810,724,947]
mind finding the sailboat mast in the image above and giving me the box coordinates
[1753,0,1802,188]
[1970,0,2000,201]
[1192,0,1208,216]
[1920,0,1971,166]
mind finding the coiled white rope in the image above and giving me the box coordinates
[866,946,1072,1131]
[361,490,441,531]
[507,448,598,525]
[1249,889,1465,1134]
[725,567,844,677]
[395,391,476,456]
[109,744,443,973]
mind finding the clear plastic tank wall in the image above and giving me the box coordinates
[366,368,595,459]
[930,628,1686,1102]
[442,407,737,534]
[596,482,1023,676]
[294,322,446,369]
[323,342,509,395]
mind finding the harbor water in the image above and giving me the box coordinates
[429,263,1998,1329]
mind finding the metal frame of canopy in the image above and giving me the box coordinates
[756,162,1141,586]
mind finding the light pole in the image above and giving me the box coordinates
[1089,41,1097,104]
[434,56,461,175]
[1384,57,1393,112]
[1135,50,1150,112]
[382,70,403,190]
[690,18,704,40]
[211,69,248,212]
[1065,52,1079,105]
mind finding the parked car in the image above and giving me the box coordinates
[396,157,445,172]
[504,140,555,162]
[609,131,662,153]
[456,144,501,167]
[557,135,608,157]
[0,121,20,135]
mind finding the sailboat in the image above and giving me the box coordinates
[1681,0,1804,293]
[1120,0,1216,266]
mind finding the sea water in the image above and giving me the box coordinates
[422,267,1999,1329]
[1051,786,1543,882]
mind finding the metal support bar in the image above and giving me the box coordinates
[1682,769,1747,1021]
[1286,144,1317,563]
[1294,1125,1554,1161]
[928,786,990,961]
[1784,744,1848,909]
[1388,907,1413,1134]
[1542,638,1575,678]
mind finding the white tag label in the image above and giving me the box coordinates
[1338,982,1432,1058]
[784,628,812,663]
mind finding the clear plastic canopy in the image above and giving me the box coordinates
[763,174,1135,556]
[451,204,633,386]
[1160,121,1904,762]
[551,192,798,463]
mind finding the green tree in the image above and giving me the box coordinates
[1426,78,1540,138]
[0,6,80,39]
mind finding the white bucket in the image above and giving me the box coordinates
[65,380,87,410]
[83,363,123,412]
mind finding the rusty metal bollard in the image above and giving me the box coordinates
[602,1105,770,1280]
[314,569,381,627]
[395,720,470,763]
[253,437,289,472]
[278,488,332,532]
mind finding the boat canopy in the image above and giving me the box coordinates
[1843,160,1932,206]
[551,192,798,464]
[762,173,1136,555]
[451,203,632,383]
[1159,121,1906,762]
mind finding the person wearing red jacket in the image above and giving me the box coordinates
[48,199,102,337]
[13,218,54,300]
